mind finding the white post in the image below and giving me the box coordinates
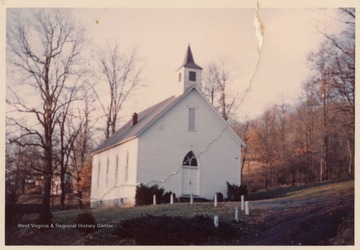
[245,201,250,216]
[235,206,239,222]
[214,193,218,207]
[153,194,156,205]
[214,215,219,228]
[170,193,174,205]
[241,195,245,211]
[190,194,193,205]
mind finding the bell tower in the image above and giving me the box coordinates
[175,45,203,96]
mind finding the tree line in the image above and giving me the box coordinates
[231,8,354,191]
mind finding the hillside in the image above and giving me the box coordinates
[5,179,354,245]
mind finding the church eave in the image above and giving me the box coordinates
[92,136,138,155]
[183,63,203,70]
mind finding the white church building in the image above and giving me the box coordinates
[90,46,245,207]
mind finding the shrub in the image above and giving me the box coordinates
[163,191,176,203]
[226,182,248,201]
[135,183,165,206]
[75,210,97,234]
[216,192,224,202]
[112,214,238,245]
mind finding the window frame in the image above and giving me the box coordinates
[182,151,198,168]
[188,107,196,131]
[97,161,101,190]
[189,71,196,81]
[106,158,109,187]
[115,154,119,185]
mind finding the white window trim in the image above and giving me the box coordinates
[189,71,196,81]
[187,106,198,131]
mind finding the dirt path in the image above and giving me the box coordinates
[242,192,354,245]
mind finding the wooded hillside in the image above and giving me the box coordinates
[233,8,354,191]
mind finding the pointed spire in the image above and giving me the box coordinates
[181,45,203,70]
[183,45,195,65]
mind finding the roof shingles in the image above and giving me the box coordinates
[94,95,178,154]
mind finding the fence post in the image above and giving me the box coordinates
[170,193,174,205]
[235,206,239,222]
[241,195,245,211]
[214,215,219,228]
[190,194,193,205]
[214,193,218,207]
[245,201,250,216]
[153,194,156,205]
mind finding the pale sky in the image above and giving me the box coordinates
[4,2,352,129]
[70,7,347,123]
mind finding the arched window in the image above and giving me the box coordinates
[182,151,197,167]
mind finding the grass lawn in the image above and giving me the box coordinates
[246,178,354,200]
[6,178,354,245]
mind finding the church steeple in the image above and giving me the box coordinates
[175,45,203,96]
[181,45,203,70]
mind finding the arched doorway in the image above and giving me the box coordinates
[181,151,199,195]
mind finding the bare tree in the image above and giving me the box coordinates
[70,99,95,209]
[306,8,355,180]
[203,62,219,105]
[274,104,291,162]
[6,9,87,221]
[57,108,82,210]
[5,140,27,197]
[231,119,251,184]
[203,60,238,121]
[295,92,318,183]
[94,42,143,139]
[252,108,279,189]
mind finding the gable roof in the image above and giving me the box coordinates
[93,95,178,154]
[180,45,203,70]
[93,86,245,155]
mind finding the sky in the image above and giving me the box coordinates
[4,2,352,129]
[71,7,348,123]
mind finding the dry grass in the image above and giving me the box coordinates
[247,178,353,201]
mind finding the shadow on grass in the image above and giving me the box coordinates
[112,214,240,245]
